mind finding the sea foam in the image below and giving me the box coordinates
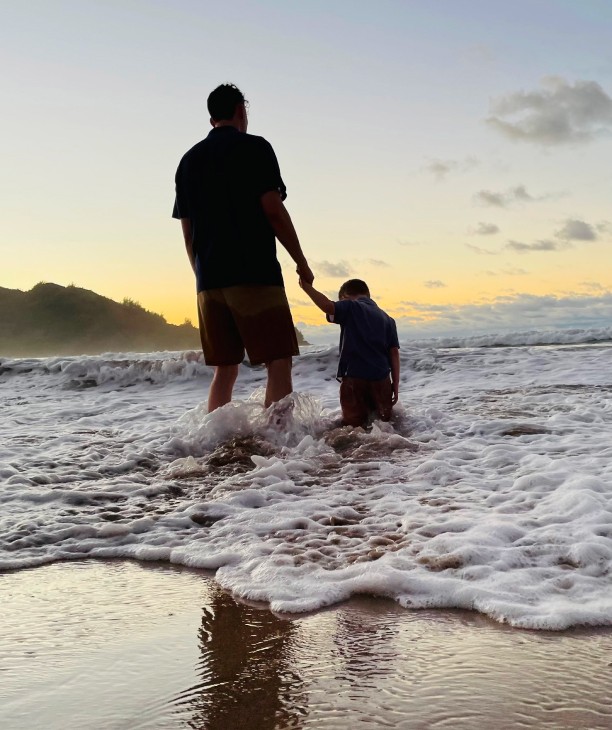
[1,339,612,629]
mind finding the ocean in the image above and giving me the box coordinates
[2,330,612,631]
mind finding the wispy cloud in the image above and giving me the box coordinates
[397,239,423,247]
[466,243,499,256]
[505,239,564,253]
[424,280,446,289]
[500,218,606,253]
[487,77,612,146]
[423,156,479,180]
[473,185,548,208]
[315,260,352,277]
[368,259,390,267]
[392,291,612,337]
[472,222,500,236]
[555,218,597,241]
[483,268,528,277]
[581,281,606,291]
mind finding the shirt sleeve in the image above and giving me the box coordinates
[172,158,190,219]
[387,318,400,349]
[328,299,351,325]
[246,138,287,200]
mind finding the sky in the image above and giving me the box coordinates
[2,0,612,343]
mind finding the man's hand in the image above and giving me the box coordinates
[391,382,399,405]
[296,261,314,285]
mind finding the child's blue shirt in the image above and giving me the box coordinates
[327,297,400,380]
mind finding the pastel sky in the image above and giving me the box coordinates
[2,0,612,342]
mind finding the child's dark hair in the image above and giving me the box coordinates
[338,279,370,298]
[207,83,246,122]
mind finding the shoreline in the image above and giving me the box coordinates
[3,559,612,729]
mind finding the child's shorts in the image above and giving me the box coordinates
[197,285,299,366]
[339,376,393,427]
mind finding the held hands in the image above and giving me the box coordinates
[296,261,314,286]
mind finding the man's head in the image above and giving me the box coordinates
[207,83,248,132]
[338,279,370,300]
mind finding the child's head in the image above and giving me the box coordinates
[338,279,370,300]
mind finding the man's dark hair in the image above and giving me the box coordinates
[207,83,246,122]
[339,279,370,298]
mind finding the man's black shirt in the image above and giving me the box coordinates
[173,126,287,292]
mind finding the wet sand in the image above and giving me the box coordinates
[2,561,611,730]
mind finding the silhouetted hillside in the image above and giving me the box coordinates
[0,283,309,356]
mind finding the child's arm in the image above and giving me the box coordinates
[390,347,400,404]
[300,278,335,316]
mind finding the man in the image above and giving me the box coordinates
[173,83,313,411]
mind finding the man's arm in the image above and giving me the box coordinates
[299,278,335,316]
[260,191,314,284]
[390,347,400,405]
[180,218,196,275]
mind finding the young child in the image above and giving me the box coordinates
[300,277,400,427]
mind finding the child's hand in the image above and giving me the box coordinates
[296,262,314,285]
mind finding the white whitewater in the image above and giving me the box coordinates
[1,330,612,629]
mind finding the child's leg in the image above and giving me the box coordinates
[370,376,394,421]
[339,377,369,427]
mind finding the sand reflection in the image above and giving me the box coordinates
[183,589,307,729]
[3,562,612,730]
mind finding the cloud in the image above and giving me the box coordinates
[555,219,597,241]
[505,239,563,253]
[368,259,390,267]
[581,281,605,291]
[424,280,446,289]
[512,185,534,202]
[294,291,612,345]
[473,185,545,208]
[424,156,479,180]
[474,190,506,207]
[483,267,528,277]
[466,243,499,255]
[315,260,351,277]
[397,239,423,247]
[473,222,500,236]
[487,77,612,146]
[501,219,605,254]
[391,291,612,339]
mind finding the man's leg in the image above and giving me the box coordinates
[222,287,298,408]
[264,357,293,407]
[208,364,240,412]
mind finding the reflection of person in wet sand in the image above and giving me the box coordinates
[188,588,306,729]
[330,600,400,689]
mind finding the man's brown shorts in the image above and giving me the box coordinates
[197,285,299,366]
[340,376,393,427]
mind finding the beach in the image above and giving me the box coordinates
[2,560,611,729]
[2,339,612,727]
